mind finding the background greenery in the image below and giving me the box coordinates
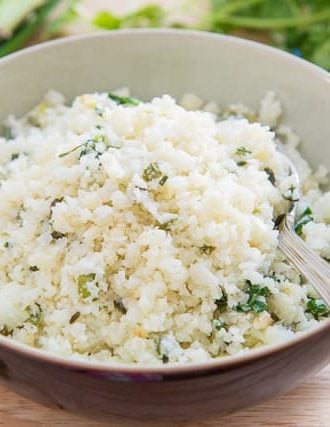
[0,0,329,70]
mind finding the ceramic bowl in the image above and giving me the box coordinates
[0,30,329,421]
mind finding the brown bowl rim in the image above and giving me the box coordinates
[1,318,329,377]
[0,29,329,378]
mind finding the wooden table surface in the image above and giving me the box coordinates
[0,1,329,426]
[0,364,329,426]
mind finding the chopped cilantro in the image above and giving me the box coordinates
[59,134,119,159]
[0,325,13,337]
[78,273,96,298]
[264,167,276,185]
[29,265,39,272]
[199,245,216,255]
[282,185,299,202]
[306,298,329,320]
[246,283,271,298]
[51,230,66,240]
[58,142,85,158]
[159,175,168,186]
[156,219,176,232]
[26,303,43,327]
[162,354,169,363]
[294,207,314,236]
[114,298,127,314]
[108,92,141,106]
[274,213,286,229]
[215,293,228,312]
[237,160,248,166]
[236,146,252,156]
[236,281,271,313]
[69,311,81,324]
[4,126,14,140]
[95,107,104,117]
[213,319,226,331]
[11,153,19,161]
[237,300,268,313]
[143,162,162,182]
[50,197,64,208]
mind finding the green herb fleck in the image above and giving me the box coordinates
[29,265,39,272]
[143,162,162,182]
[58,143,85,158]
[93,134,107,143]
[77,273,96,299]
[95,107,104,117]
[199,245,216,255]
[162,354,169,364]
[135,185,147,192]
[274,213,286,229]
[267,271,281,283]
[236,146,252,156]
[215,293,228,313]
[282,185,299,202]
[159,175,168,186]
[82,139,102,156]
[306,298,329,320]
[50,197,64,208]
[294,207,314,236]
[236,281,271,313]
[246,283,271,298]
[213,319,226,331]
[0,325,13,337]
[156,219,176,232]
[108,92,141,106]
[11,153,19,161]
[51,230,66,240]
[26,303,43,327]
[237,160,247,166]
[59,135,113,159]
[264,167,276,185]
[4,126,14,140]
[114,298,127,314]
[237,300,268,313]
[69,311,81,324]
[3,241,11,249]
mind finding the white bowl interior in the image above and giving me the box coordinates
[0,30,329,170]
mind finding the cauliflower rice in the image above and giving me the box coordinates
[0,89,329,365]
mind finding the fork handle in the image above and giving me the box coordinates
[278,218,330,306]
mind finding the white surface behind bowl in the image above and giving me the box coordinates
[0,30,329,170]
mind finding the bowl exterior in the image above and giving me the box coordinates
[0,323,329,420]
[0,30,329,420]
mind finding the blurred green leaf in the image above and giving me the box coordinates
[93,11,121,30]
[0,0,44,39]
[311,38,330,69]
[0,0,61,57]
[43,0,79,37]
[122,5,165,28]
[93,4,165,31]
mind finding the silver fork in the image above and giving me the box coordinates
[277,149,330,306]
